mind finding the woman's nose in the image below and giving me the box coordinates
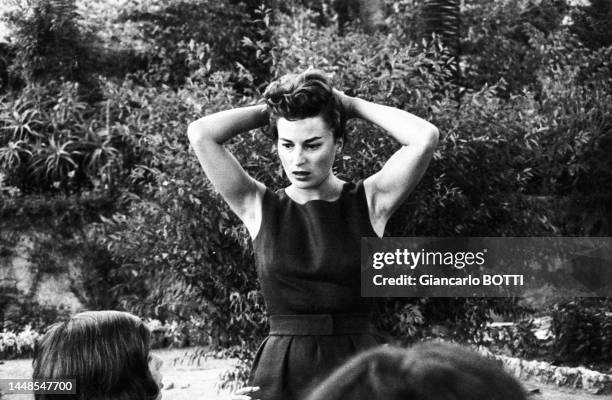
[293,149,306,165]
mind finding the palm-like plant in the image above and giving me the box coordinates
[79,124,121,180]
[0,140,33,171]
[0,98,43,142]
[30,137,80,183]
[51,83,88,127]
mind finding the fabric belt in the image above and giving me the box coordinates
[269,313,373,335]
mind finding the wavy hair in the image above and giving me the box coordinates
[264,69,346,141]
[306,342,527,400]
[33,310,160,400]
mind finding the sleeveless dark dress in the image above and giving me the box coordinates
[249,180,384,400]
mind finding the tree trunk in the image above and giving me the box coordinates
[334,0,386,35]
[423,0,461,78]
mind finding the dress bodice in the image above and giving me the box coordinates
[253,180,377,315]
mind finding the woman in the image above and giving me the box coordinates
[305,342,528,400]
[188,69,438,400]
[33,310,163,400]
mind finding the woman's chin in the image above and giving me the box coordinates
[289,179,317,189]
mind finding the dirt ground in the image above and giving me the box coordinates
[0,348,606,400]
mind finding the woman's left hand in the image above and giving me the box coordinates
[333,88,356,120]
[230,386,260,400]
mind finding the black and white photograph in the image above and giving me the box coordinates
[0,1,611,399]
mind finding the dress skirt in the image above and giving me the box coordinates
[249,315,383,400]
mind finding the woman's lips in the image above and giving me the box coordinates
[292,171,310,180]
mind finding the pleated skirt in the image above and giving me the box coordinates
[249,333,383,400]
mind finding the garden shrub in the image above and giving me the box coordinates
[90,72,268,349]
[145,319,191,348]
[0,294,68,334]
[0,325,41,359]
[1,0,98,89]
[0,42,14,91]
[551,299,612,365]
[114,0,273,88]
[0,80,127,192]
[569,0,612,50]
[526,29,612,236]
[460,0,568,95]
[484,318,544,359]
[0,191,115,230]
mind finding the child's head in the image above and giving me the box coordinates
[306,342,527,400]
[33,310,162,400]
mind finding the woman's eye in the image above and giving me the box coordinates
[281,143,293,149]
[306,144,321,150]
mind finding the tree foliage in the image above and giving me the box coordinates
[2,0,97,87]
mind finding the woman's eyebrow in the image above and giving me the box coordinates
[279,137,323,143]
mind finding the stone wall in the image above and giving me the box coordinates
[0,228,87,323]
[478,347,612,395]
[1,193,118,327]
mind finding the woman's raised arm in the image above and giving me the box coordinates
[337,91,439,236]
[187,105,267,237]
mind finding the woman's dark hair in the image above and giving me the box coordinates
[306,342,528,400]
[264,69,346,141]
[33,310,160,400]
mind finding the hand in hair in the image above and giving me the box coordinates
[332,88,356,120]
[263,69,346,142]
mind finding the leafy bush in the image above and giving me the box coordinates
[0,325,41,359]
[1,0,98,87]
[0,319,196,360]
[375,299,424,343]
[459,0,569,94]
[113,0,273,88]
[551,299,612,365]
[88,72,268,348]
[0,0,275,351]
[484,318,544,359]
[0,294,68,335]
[569,0,612,49]
[145,319,191,348]
[0,81,128,192]
[213,345,257,394]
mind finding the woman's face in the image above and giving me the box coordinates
[277,116,341,190]
[148,353,163,399]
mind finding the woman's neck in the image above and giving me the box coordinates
[286,174,346,203]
